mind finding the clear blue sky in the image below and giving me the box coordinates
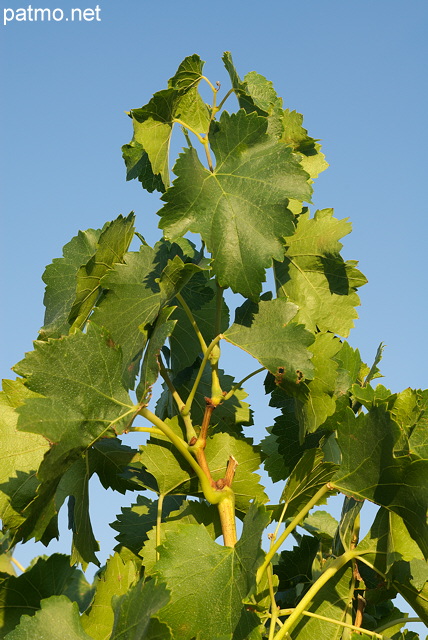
[1,0,427,631]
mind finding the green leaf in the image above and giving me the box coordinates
[58,458,100,567]
[260,395,326,484]
[357,509,428,625]
[203,431,268,514]
[333,406,428,559]
[12,323,135,545]
[81,553,138,640]
[136,306,176,403]
[301,510,339,542]
[159,109,312,300]
[293,331,341,437]
[274,535,319,596]
[88,438,140,494]
[68,214,135,332]
[0,380,49,532]
[124,55,209,192]
[110,578,171,640]
[4,596,92,640]
[273,449,338,521]
[92,243,202,388]
[111,494,184,556]
[169,275,230,375]
[39,226,101,339]
[224,296,314,385]
[156,364,252,433]
[0,555,89,638]
[275,209,367,337]
[153,504,269,640]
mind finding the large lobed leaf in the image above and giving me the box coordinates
[11,323,135,548]
[159,109,312,300]
[152,504,269,640]
[123,54,210,192]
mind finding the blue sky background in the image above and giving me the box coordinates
[1,0,427,632]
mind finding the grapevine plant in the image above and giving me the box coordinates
[0,53,427,640]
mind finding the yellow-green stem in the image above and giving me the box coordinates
[11,557,25,573]
[159,358,196,441]
[182,335,222,415]
[217,490,237,546]
[128,426,164,436]
[276,608,384,639]
[375,618,422,633]
[257,484,331,584]
[273,550,357,640]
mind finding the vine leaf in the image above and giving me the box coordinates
[224,295,314,385]
[3,595,93,640]
[275,209,367,337]
[0,380,49,533]
[110,578,171,640]
[169,274,230,375]
[39,226,102,339]
[123,54,210,192]
[153,504,269,640]
[357,508,428,625]
[222,52,328,182]
[159,109,312,300]
[111,494,184,556]
[88,438,140,494]
[68,213,135,332]
[81,552,138,640]
[0,555,90,638]
[136,306,177,403]
[11,323,135,546]
[332,406,428,559]
[271,449,338,521]
[92,244,202,388]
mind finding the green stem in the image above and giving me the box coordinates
[375,617,422,633]
[156,493,165,561]
[217,88,235,112]
[173,118,206,144]
[139,407,220,504]
[159,358,197,441]
[268,564,280,640]
[273,550,358,640]
[223,367,265,401]
[11,556,25,573]
[217,489,237,546]
[276,608,384,639]
[182,335,222,415]
[176,292,208,353]
[257,484,331,584]
[128,426,164,436]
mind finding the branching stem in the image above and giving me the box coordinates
[159,357,196,441]
[273,550,359,640]
[182,335,222,415]
[139,407,220,504]
[276,608,384,638]
[257,484,331,584]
